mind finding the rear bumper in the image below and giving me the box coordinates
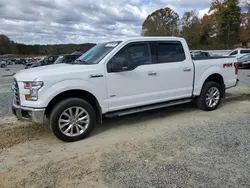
[12,100,46,124]
[225,79,239,91]
[226,79,239,90]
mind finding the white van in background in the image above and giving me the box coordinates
[225,48,250,58]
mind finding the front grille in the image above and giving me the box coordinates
[12,79,20,105]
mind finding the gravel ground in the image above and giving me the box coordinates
[0,67,249,188]
[0,65,24,117]
[238,69,250,86]
[102,112,250,188]
[0,92,13,117]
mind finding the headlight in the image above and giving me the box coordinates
[24,81,43,101]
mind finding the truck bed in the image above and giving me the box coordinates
[192,55,238,95]
[192,56,235,61]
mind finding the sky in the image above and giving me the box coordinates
[0,0,216,44]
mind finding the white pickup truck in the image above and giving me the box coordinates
[12,37,239,142]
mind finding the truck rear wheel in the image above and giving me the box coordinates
[196,81,222,111]
[49,98,96,142]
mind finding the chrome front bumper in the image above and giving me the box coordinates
[12,100,46,124]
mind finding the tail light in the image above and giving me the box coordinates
[234,63,239,75]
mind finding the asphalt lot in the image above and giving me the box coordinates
[0,65,250,188]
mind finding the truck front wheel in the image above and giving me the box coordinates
[49,98,96,142]
[196,81,222,111]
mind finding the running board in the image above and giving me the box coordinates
[105,98,192,118]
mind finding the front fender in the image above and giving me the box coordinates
[21,79,108,111]
[193,66,223,96]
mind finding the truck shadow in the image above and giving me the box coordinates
[92,103,196,136]
[224,93,250,103]
[92,93,250,137]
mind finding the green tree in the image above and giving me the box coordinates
[200,14,216,45]
[142,7,180,36]
[0,35,18,55]
[240,2,250,44]
[181,10,201,48]
[210,0,241,48]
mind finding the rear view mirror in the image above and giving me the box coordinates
[109,57,128,72]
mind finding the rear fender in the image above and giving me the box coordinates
[193,66,223,96]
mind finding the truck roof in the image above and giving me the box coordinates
[231,48,250,51]
[118,36,184,43]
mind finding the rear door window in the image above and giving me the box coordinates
[240,50,250,54]
[156,41,186,63]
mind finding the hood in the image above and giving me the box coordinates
[14,63,95,81]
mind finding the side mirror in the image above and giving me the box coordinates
[109,57,128,72]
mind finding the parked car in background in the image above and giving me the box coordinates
[31,57,43,62]
[7,59,17,65]
[190,50,211,58]
[25,55,59,69]
[25,58,44,69]
[0,60,7,68]
[12,37,239,142]
[225,48,250,58]
[54,54,82,64]
[237,54,250,68]
[15,59,27,65]
[26,58,32,63]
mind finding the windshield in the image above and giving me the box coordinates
[54,56,64,64]
[75,41,121,64]
[226,50,237,56]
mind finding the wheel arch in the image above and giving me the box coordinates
[194,66,225,97]
[45,89,102,123]
[203,73,225,97]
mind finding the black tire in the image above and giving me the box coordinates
[1,64,5,68]
[49,98,96,142]
[196,81,222,111]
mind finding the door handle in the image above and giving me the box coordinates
[89,74,104,78]
[148,71,157,76]
[183,68,191,72]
